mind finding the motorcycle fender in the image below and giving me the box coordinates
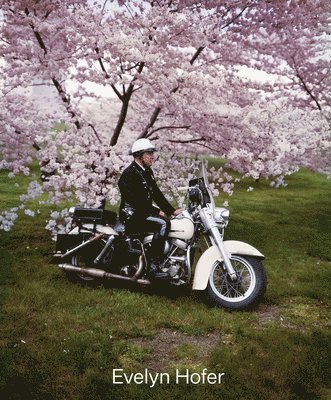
[192,241,264,291]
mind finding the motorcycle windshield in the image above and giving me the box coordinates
[201,161,215,212]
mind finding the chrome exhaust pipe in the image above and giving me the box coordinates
[58,262,151,285]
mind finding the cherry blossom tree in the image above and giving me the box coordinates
[0,0,330,233]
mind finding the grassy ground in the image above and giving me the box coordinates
[0,167,330,400]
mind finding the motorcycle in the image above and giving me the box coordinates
[52,164,267,310]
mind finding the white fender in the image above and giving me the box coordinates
[192,241,264,291]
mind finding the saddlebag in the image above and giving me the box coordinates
[55,233,93,253]
[50,232,94,264]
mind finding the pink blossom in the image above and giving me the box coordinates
[0,0,329,231]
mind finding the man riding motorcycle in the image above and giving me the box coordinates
[118,139,182,280]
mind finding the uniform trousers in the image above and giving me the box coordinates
[126,214,170,262]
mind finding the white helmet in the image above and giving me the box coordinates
[130,138,157,156]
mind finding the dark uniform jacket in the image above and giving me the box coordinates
[118,161,175,224]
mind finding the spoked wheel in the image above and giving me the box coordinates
[65,245,103,285]
[70,253,97,283]
[206,255,267,310]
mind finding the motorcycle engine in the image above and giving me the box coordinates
[162,259,182,278]
[142,236,188,280]
[142,235,171,256]
[110,238,142,272]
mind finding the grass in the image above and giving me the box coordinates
[0,166,330,400]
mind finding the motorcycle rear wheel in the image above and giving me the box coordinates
[206,255,267,310]
[65,247,102,285]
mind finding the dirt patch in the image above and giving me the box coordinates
[254,301,330,330]
[254,304,283,325]
[128,328,222,371]
[254,303,300,329]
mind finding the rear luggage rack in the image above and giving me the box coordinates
[72,208,117,226]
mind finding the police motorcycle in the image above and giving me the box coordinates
[53,164,267,310]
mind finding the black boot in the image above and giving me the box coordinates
[148,260,172,280]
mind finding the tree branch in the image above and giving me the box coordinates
[15,129,41,151]
[196,141,227,154]
[111,84,124,101]
[101,0,109,14]
[220,1,252,30]
[95,49,125,101]
[109,62,145,146]
[31,27,48,55]
[169,137,205,144]
[190,46,205,65]
[148,125,191,137]
[88,124,102,143]
[26,16,102,141]
[24,8,48,55]
[95,48,145,145]
[27,9,81,128]
[109,94,130,147]
[140,43,206,138]
[294,68,322,111]
[138,107,162,139]
[51,77,81,129]
[96,49,110,78]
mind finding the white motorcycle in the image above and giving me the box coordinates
[53,165,267,310]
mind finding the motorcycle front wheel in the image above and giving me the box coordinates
[206,255,267,310]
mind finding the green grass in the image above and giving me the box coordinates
[0,167,330,400]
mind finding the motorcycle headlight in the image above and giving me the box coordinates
[188,186,202,203]
[214,207,230,225]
